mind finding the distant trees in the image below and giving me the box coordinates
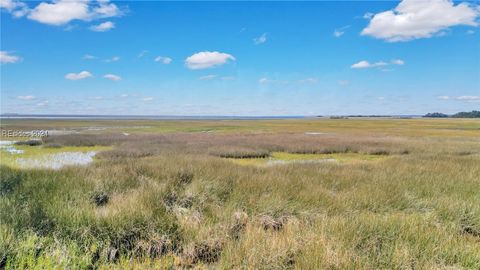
[423,112,448,118]
[452,110,480,118]
[423,111,480,118]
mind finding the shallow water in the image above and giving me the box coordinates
[0,140,24,154]
[16,151,97,169]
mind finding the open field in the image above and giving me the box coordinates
[1,118,479,269]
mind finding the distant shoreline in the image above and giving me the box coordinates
[0,114,427,120]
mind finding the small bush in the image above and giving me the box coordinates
[260,214,287,231]
[368,149,390,155]
[91,191,109,206]
[183,240,222,264]
[176,171,194,185]
[14,140,42,146]
[460,211,480,237]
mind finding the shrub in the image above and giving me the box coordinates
[91,191,109,206]
[14,140,42,146]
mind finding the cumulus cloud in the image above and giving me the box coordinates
[90,21,114,32]
[28,0,91,25]
[185,51,235,70]
[154,56,172,64]
[254,33,267,44]
[1,0,121,26]
[351,59,405,69]
[199,74,217,80]
[17,95,35,100]
[0,51,21,63]
[361,0,480,42]
[65,71,92,80]
[103,74,121,81]
[0,0,29,17]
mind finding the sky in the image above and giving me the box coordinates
[1,0,479,116]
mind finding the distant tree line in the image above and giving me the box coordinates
[423,110,480,118]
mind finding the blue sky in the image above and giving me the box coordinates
[1,0,479,115]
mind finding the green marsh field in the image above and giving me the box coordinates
[1,118,479,269]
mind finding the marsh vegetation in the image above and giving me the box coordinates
[0,118,479,269]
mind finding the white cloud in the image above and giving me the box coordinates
[0,51,21,63]
[137,50,148,58]
[2,0,121,26]
[154,56,172,64]
[105,56,120,62]
[437,95,480,102]
[333,30,344,38]
[199,74,217,80]
[185,51,235,70]
[456,96,480,101]
[142,97,153,101]
[333,26,349,37]
[120,94,128,98]
[1,0,18,11]
[467,30,475,34]
[28,0,90,25]
[0,0,29,17]
[103,74,121,81]
[361,0,480,42]
[391,59,405,65]
[298,78,318,84]
[351,60,387,69]
[351,59,405,69]
[258,77,288,84]
[17,95,35,100]
[65,71,92,80]
[90,21,114,32]
[93,0,119,17]
[254,33,267,44]
[83,54,96,60]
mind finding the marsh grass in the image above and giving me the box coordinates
[0,119,479,269]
